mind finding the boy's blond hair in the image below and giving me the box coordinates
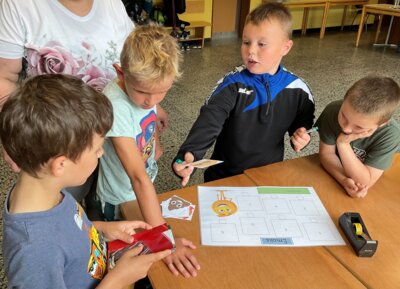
[120,24,182,84]
[344,76,400,123]
[246,2,293,39]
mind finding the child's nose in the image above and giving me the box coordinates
[145,96,157,107]
[248,44,256,54]
[341,125,352,134]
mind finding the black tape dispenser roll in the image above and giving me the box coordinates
[339,212,378,257]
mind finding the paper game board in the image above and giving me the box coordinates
[198,186,345,247]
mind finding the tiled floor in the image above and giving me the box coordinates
[0,28,399,288]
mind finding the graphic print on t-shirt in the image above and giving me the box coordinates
[136,111,157,168]
[352,146,367,162]
[74,203,107,280]
[86,226,107,280]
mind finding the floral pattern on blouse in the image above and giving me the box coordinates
[26,40,119,91]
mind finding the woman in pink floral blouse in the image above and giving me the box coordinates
[0,0,169,179]
[0,0,134,107]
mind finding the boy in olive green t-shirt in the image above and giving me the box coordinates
[316,76,400,198]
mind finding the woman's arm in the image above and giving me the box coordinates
[0,57,22,109]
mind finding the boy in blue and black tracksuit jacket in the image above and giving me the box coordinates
[172,2,315,183]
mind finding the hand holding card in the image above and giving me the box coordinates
[107,223,175,269]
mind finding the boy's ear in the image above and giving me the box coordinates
[113,64,124,83]
[281,39,293,57]
[49,156,68,177]
[378,120,390,128]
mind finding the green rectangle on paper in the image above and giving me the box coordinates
[257,187,310,195]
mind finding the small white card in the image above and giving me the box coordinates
[186,159,223,169]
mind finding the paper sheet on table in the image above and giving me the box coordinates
[198,186,345,247]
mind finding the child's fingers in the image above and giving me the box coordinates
[290,136,302,152]
[355,190,368,198]
[348,191,359,198]
[173,162,194,186]
[344,178,358,191]
[188,254,201,270]
[167,263,180,276]
[296,127,307,136]
[184,152,195,163]
[182,175,191,187]
[125,244,144,257]
[173,162,192,174]
[180,164,194,185]
[355,183,367,190]
[173,163,187,176]
[130,220,153,230]
[152,249,172,262]
[117,231,135,244]
[163,255,180,276]
[180,257,198,277]
[350,183,358,191]
[358,190,368,198]
[180,238,197,249]
[174,260,191,278]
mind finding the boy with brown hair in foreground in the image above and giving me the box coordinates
[0,74,170,289]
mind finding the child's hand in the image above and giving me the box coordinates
[2,147,20,173]
[163,237,200,278]
[342,177,369,198]
[290,127,311,152]
[155,140,163,161]
[157,105,169,133]
[100,245,171,289]
[337,129,375,145]
[95,220,152,243]
[173,152,195,187]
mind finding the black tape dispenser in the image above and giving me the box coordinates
[339,212,378,257]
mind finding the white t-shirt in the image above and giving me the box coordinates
[0,0,134,90]
[97,79,158,205]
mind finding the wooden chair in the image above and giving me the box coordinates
[351,4,370,30]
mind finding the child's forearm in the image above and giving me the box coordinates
[337,142,371,186]
[92,221,105,231]
[133,177,165,226]
[154,123,160,141]
[138,193,165,226]
[154,127,162,157]
[320,152,349,186]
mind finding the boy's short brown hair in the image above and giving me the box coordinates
[120,24,182,84]
[344,76,400,123]
[0,74,113,177]
[246,2,293,39]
